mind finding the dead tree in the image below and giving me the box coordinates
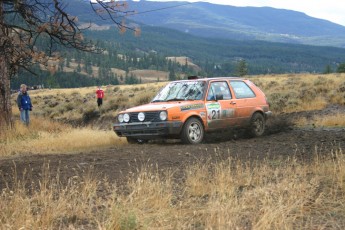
[0,0,136,131]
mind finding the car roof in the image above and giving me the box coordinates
[172,76,245,83]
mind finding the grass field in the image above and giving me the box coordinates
[2,73,345,157]
[1,73,345,229]
[1,150,344,229]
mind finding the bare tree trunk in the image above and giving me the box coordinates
[0,56,13,131]
[0,3,13,131]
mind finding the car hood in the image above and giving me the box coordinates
[123,101,203,113]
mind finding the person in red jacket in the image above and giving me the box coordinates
[96,86,104,107]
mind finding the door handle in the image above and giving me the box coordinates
[230,101,236,105]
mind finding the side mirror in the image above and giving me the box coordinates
[216,94,223,100]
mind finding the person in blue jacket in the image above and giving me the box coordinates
[16,84,32,126]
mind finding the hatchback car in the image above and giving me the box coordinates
[113,77,272,144]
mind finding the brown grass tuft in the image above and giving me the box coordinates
[1,149,345,229]
[0,118,125,157]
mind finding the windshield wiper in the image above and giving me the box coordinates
[151,99,165,103]
[166,98,184,102]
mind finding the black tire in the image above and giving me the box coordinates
[126,137,148,144]
[181,118,204,144]
[248,113,265,137]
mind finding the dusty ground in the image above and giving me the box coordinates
[0,109,345,190]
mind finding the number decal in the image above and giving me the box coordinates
[211,109,220,120]
[206,102,221,121]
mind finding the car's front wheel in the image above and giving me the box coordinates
[248,112,265,137]
[181,117,204,144]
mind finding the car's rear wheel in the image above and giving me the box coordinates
[248,112,265,137]
[181,117,204,144]
[126,137,148,144]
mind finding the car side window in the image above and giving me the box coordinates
[230,81,256,98]
[207,81,232,100]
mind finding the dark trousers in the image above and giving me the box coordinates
[97,98,103,107]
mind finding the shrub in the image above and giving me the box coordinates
[48,100,59,108]
[133,91,156,106]
[113,86,120,92]
[82,109,100,123]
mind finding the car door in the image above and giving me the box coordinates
[229,80,257,126]
[205,81,236,130]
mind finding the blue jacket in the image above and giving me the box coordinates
[17,92,32,110]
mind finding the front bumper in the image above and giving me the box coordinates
[113,121,184,139]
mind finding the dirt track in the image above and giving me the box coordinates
[1,110,345,190]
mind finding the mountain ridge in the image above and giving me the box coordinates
[125,1,345,47]
[67,0,345,47]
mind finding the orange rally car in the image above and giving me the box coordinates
[113,77,272,144]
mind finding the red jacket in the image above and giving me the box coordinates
[96,89,104,99]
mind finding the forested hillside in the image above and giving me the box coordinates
[67,0,345,47]
[10,1,345,89]
[90,26,345,74]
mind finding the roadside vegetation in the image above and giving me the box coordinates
[1,73,345,157]
[24,83,164,123]
[1,148,344,229]
[252,73,345,113]
[22,73,345,122]
[0,118,124,156]
[1,73,345,229]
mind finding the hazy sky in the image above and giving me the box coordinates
[143,0,345,26]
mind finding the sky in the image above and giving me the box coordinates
[144,0,345,26]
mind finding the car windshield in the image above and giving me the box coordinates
[152,81,206,102]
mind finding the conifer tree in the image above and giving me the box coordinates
[236,59,248,76]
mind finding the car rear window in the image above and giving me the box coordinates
[230,81,256,99]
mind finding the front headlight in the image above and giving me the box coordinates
[118,114,124,123]
[159,111,167,121]
[123,113,130,123]
[138,112,145,122]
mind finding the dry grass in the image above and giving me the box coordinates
[1,148,344,229]
[24,73,345,124]
[1,73,345,229]
[0,118,125,157]
[4,73,344,157]
[21,83,165,122]
[129,69,169,82]
[42,58,185,81]
[295,113,345,128]
[183,153,345,229]
[314,113,345,127]
[250,73,345,113]
[27,86,95,97]
[4,83,169,157]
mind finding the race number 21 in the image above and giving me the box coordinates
[210,109,220,120]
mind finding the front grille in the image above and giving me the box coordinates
[122,128,167,136]
[129,111,161,123]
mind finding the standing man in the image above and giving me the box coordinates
[96,86,104,108]
[17,84,32,126]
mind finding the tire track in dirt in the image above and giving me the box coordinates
[1,126,344,190]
